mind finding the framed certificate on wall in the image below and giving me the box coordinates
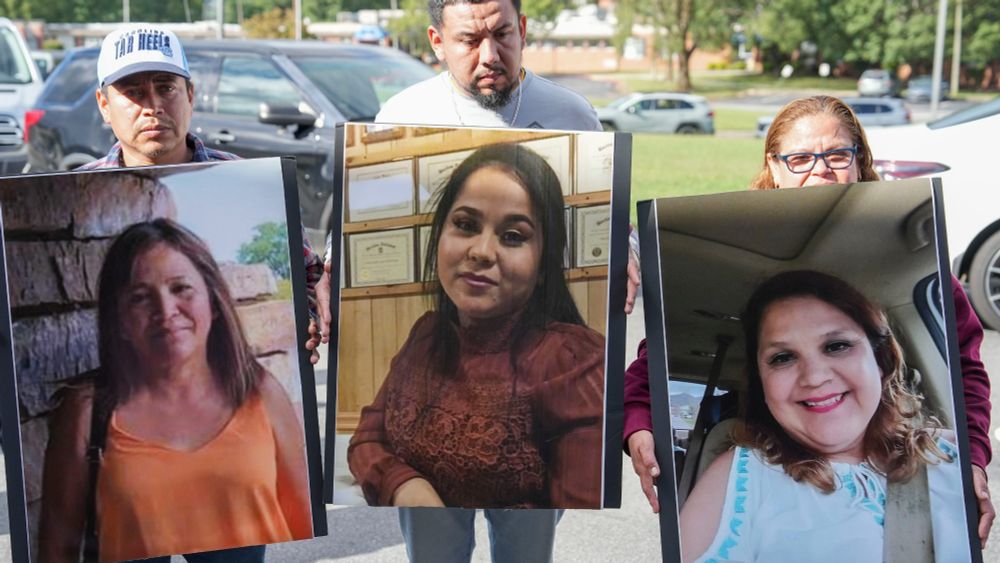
[575,204,611,267]
[347,228,416,287]
[521,136,572,196]
[418,150,475,214]
[347,160,415,222]
[575,133,615,193]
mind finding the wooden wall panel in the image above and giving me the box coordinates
[588,278,608,336]
[337,298,373,418]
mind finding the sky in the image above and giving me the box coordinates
[157,159,291,263]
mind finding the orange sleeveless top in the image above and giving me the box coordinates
[97,392,293,562]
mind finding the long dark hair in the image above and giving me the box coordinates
[97,218,263,406]
[422,142,583,376]
[733,270,945,492]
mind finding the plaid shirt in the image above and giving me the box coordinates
[77,134,240,169]
[79,134,324,314]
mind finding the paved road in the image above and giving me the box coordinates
[542,74,978,125]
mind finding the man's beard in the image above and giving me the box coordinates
[469,84,513,110]
[465,69,517,110]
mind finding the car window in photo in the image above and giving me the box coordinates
[290,54,434,122]
[216,55,310,117]
[668,381,729,452]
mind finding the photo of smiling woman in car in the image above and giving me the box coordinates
[680,270,968,563]
[346,143,605,510]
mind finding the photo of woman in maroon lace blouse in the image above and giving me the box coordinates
[347,143,605,509]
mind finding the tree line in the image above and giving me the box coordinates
[6,0,1000,90]
[613,0,1000,90]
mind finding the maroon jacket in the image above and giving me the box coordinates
[623,276,993,469]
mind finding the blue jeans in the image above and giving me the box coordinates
[398,508,563,563]
[122,544,265,562]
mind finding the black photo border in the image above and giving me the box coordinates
[0,210,30,562]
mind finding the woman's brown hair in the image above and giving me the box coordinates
[749,95,881,190]
[732,270,948,492]
[97,218,264,406]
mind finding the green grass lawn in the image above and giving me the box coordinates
[600,72,859,99]
[587,70,998,107]
[589,105,769,132]
[627,133,764,221]
[713,107,771,132]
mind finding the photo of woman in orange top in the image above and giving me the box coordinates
[38,219,313,563]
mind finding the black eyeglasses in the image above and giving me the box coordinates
[773,146,858,174]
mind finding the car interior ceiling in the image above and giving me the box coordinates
[652,180,952,494]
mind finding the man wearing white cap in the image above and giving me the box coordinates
[51,24,324,563]
[80,24,330,358]
[82,25,229,168]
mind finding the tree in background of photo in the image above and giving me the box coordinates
[239,221,292,280]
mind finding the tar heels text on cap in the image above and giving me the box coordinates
[113,30,174,60]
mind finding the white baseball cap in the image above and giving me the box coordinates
[97,24,191,87]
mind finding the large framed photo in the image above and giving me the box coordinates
[637,180,979,563]
[325,124,632,510]
[0,159,327,562]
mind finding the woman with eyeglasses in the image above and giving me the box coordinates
[623,95,994,547]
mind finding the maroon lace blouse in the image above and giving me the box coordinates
[347,311,605,509]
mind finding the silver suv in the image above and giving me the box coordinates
[0,17,44,175]
[596,92,715,134]
[857,69,900,97]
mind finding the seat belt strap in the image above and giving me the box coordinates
[883,464,935,563]
[677,335,731,506]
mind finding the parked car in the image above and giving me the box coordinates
[906,75,949,103]
[0,17,44,176]
[756,97,910,137]
[866,96,1000,328]
[857,68,900,97]
[29,50,66,80]
[596,92,715,134]
[25,40,435,247]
